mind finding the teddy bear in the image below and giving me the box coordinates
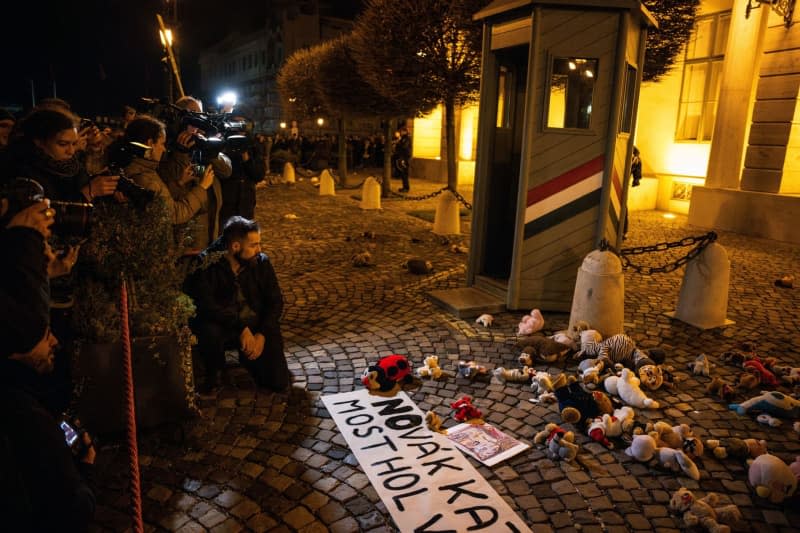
[729,390,800,419]
[456,360,489,381]
[416,355,444,380]
[742,359,780,387]
[550,332,577,351]
[517,309,544,336]
[706,376,735,403]
[748,453,798,503]
[625,434,658,461]
[493,366,533,384]
[586,406,635,448]
[688,353,714,376]
[425,411,446,434]
[529,371,558,404]
[533,422,579,461]
[705,437,767,461]
[669,488,742,533]
[655,447,701,480]
[552,374,613,425]
[772,365,800,385]
[578,358,610,389]
[517,336,572,365]
[450,396,483,423]
[733,371,760,393]
[604,368,660,409]
[404,258,433,274]
[475,313,493,328]
[576,333,665,390]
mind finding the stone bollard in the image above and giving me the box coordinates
[665,242,734,329]
[283,162,295,184]
[568,249,624,338]
[359,177,381,210]
[319,169,335,196]
[433,190,460,235]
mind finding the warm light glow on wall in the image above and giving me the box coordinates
[412,105,442,159]
[662,143,712,178]
[459,105,478,161]
[781,123,800,194]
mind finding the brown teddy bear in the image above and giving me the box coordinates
[669,488,742,533]
[533,422,579,461]
[705,437,767,461]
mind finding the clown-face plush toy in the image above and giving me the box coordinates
[361,355,413,394]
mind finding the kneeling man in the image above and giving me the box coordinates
[184,216,290,393]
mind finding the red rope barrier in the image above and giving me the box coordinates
[120,278,144,533]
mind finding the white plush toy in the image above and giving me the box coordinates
[757,413,782,427]
[610,406,636,436]
[748,454,798,503]
[550,332,577,351]
[530,371,558,404]
[655,447,701,480]
[587,406,634,448]
[604,368,660,409]
[625,434,658,461]
[575,329,603,359]
[688,353,714,376]
[578,358,606,389]
[517,309,544,336]
[493,366,533,384]
[475,314,494,328]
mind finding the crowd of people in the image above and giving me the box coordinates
[0,95,299,530]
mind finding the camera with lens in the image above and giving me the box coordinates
[0,177,93,244]
[107,162,156,208]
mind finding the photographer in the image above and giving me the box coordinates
[0,198,97,532]
[123,116,215,228]
[219,117,265,223]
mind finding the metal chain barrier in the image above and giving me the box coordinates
[600,231,717,275]
[389,186,450,201]
[449,188,473,210]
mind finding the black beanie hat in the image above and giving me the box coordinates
[0,108,14,122]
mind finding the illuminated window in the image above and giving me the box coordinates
[412,105,442,159]
[546,57,598,130]
[671,181,693,201]
[675,11,730,142]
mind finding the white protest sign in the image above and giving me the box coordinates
[321,389,532,532]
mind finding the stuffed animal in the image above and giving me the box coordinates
[550,332,577,351]
[743,358,780,387]
[517,309,544,336]
[604,368,660,409]
[748,454,798,503]
[705,438,767,461]
[456,360,489,381]
[729,390,800,418]
[655,447,701,480]
[578,358,607,388]
[415,355,444,380]
[772,365,800,385]
[649,422,693,449]
[720,349,753,367]
[586,407,635,448]
[707,376,735,403]
[493,366,533,384]
[533,423,579,461]
[795,421,800,434]
[790,456,800,480]
[734,372,760,392]
[361,355,413,393]
[552,373,613,424]
[688,353,714,376]
[450,396,483,423]
[669,488,742,533]
[625,434,658,462]
[757,413,782,427]
[351,251,373,267]
[404,258,433,274]
[518,336,571,365]
[425,411,446,434]
[573,329,602,360]
[576,333,664,390]
[475,314,493,328]
[530,371,558,404]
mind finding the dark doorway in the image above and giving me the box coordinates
[481,45,528,280]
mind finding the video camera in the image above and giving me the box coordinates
[139,97,253,165]
[0,178,93,244]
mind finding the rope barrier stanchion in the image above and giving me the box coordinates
[120,275,144,533]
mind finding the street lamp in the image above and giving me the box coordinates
[217,91,237,113]
[159,28,173,47]
[279,122,287,129]
[317,117,324,127]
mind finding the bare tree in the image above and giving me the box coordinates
[351,0,490,192]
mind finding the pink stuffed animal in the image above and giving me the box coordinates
[517,309,544,336]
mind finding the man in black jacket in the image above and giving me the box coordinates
[184,216,290,394]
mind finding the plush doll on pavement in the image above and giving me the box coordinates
[517,336,572,365]
[474,313,493,327]
[533,422,579,461]
[586,406,635,448]
[705,437,767,462]
[493,366,534,384]
[517,309,544,336]
[577,333,666,390]
[669,488,742,533]
[742,359,780,387]
[729,390,800,419]
[748,454,798,503]
[552,373,613,425]
[450,396,483,423]
[416,355,444,380]
[688,353,714,376]
[648,422,704,458]
[604,368,660,409]
[361,354,413,395]
[625,434,701,480]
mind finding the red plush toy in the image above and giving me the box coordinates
[743,359,780,387]
[450,396,483,422]
[361,355,413,393]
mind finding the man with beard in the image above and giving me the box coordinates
[183,216,290,394]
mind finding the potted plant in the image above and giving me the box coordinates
[71,196,197,434]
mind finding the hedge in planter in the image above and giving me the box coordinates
[71,196,197,434]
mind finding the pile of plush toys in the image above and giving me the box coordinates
[359,312,800,517]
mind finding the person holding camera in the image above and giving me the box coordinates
[219,118,265,223]
[183,216,291,395]
[122,116,215,229]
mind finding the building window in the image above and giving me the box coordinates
[546,57,598,130]
[671,181,693,201]
[675,11,730,142]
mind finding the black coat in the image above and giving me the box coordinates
[183,248,283,337]
[0,359,96,533]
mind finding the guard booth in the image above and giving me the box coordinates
[457,0,656,314]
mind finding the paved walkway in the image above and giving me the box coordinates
[90,173,800,532]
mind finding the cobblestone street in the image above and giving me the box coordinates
[90,173,800,533]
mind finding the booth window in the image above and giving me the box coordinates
[546,57,598,130]
[675,11,730,142]
[619,64,637,134]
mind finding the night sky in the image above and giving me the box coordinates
[1,0,362,117]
